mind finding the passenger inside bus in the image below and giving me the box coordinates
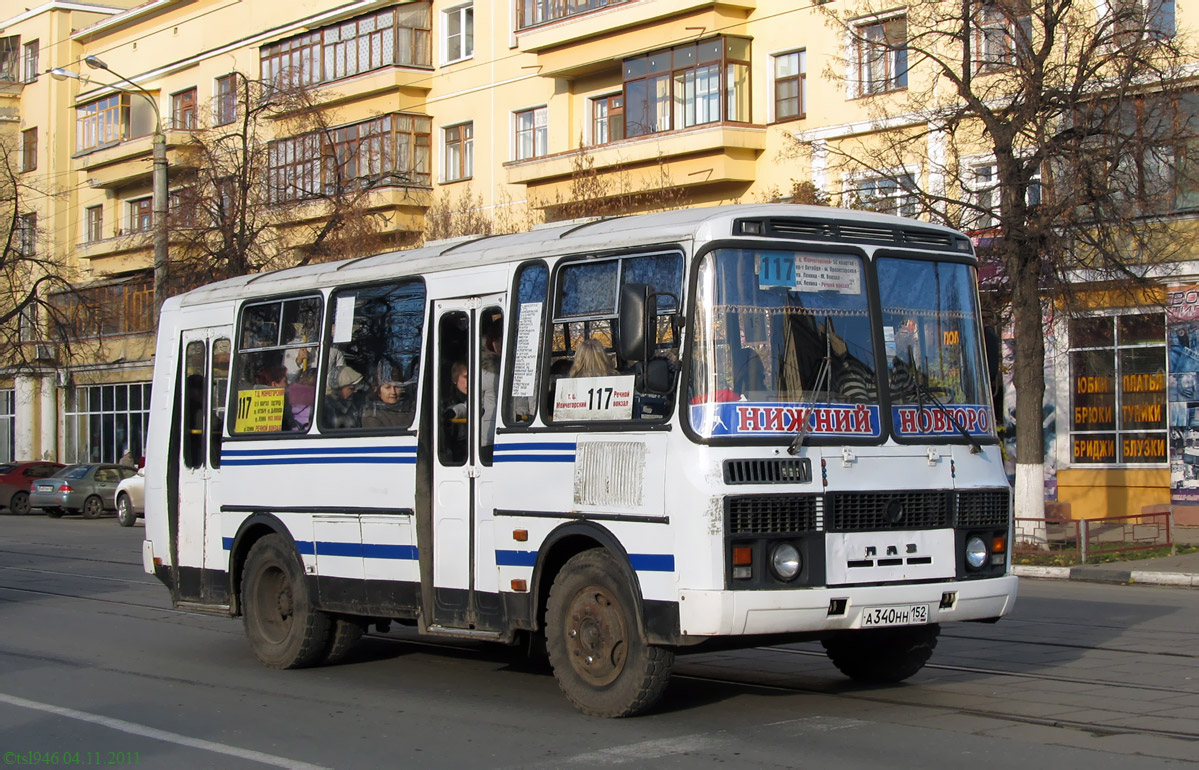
[445,361,469,462]
[480,312,503,460]
[324,366,365,429]
[362,361,413,428]
[288,368,317,430]
[569,338,618,378]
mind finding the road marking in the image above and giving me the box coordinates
[0,692,329,770]
[0,565,156,585]
[563,734,727,764]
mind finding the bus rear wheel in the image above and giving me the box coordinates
[242,534,331,669]
[545,548,673,718]
[822,624,940,684]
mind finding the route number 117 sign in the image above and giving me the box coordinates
[553,375,635,421]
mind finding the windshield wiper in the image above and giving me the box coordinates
[788,318,833,455]
[900,350,982,454]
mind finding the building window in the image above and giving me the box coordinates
[622,36,750,139]
[1070,314,1166,464]
[773,50,805,122]
[964,161,1042,231]
[442,3,474,64]
[443,122,473,181]
[129,197,153,233]
[268,113,432,204]
[1112,0,1175,41]
[591,94,624,145]
[515,106,548,160]
[76,94,129,152]
[260,4,431,90]
[86,205,104,243]
[63,382,153,464]
[214,74,239,126]
[856,16,908,95]
[23,40,38,84]
[16,213,36,256]
[974,0,1032,71]
[517,0,632,30]
[853,173,919,218]
[0,390,14,463]
[50,276,154,341]
[20,128,36,172]
[0,37,18,83]
[172,88,197,130]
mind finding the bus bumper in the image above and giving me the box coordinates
[675,575,1018,637]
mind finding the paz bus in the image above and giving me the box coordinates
[141,204,1016,717]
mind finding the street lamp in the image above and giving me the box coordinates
[61,57,169,309]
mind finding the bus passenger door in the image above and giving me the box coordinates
[426,295,504,632]
[178,328,232,606]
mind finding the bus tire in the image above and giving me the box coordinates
[545,548,674,718]
[241,534,331,669]
[822,624,940,684]
[321,617,365,665]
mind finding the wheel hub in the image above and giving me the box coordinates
[565,586,627,686]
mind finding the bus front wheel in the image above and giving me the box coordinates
[822,624,940,684]
[545,548,673,717]
[241,534,331,669]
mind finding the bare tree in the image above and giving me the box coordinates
[799,0,1199,517]
[539,145,688,223]
[0,135,85,369]
[167,74,427,292]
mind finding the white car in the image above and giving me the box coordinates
[115,468,145,527]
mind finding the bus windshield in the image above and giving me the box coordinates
[688,248,882,440]
[877,256,992,439]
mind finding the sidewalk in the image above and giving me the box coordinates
[1013,550,1199,587]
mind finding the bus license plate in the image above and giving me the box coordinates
[860,604,929,627]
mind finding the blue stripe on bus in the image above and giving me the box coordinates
[222,456,416,466]
[496,550,675,573]
[493,454,575,463]
[223,445,416,456]
[492,443,577,452]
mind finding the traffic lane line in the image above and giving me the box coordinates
[0,692,329,770]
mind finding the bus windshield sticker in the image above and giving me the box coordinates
[333,297,356,344]
[690,401,882,438]
[884,326,897,358]
[235,388,285,432]
[554,375,635,421]
[512,302,543,398]
[795,253,862,294]
[758,251,796,289]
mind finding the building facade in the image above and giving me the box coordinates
[1,0,1195,521]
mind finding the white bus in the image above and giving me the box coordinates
[142,204,1016,717]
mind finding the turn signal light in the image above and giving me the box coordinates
[992,535,1007,554]
[732,546,753,566]
[512,529,528,542]
[510,579,528,592]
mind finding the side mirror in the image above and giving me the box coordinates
[618,283,656,363]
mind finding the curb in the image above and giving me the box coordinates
[1013,565,1199,586]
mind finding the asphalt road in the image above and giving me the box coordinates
[1,514,1196,769]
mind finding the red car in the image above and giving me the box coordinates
[0,461,66,515]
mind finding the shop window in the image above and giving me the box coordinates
[63,383,152,464]
[1069,314,1166,464]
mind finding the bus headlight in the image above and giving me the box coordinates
[770,543,802,582]
[965,536,988,569]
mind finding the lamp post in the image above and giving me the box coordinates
[60,57,168,308]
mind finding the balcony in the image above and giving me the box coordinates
[76,234,153,276]
[519,0,756,78]
[76,130,197,189]
[272,186,433,234]
[505,122,765,202]
[267,66,433,117]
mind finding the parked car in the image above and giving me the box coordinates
[115,468,145,527]
[30,464,138,519]
[0,461,65,515]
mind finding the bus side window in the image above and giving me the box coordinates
[182,341,206,469]
[320,280,425,433]
[231,296,322,435]
[439,311,470,465]
[210,338,230,468]
[505,262,548,426]
[480,307,503,465]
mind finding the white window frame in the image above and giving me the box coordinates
[845,167,921,218]
[514,105,548,161]
[961,155,1043,231]
[1098,0,1176,40]
[442,3,474,65]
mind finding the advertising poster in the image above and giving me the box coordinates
[1167,285,1199,503]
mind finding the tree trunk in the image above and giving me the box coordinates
[1009,254,1047,521]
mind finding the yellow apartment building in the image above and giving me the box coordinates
[1,0,1196,523]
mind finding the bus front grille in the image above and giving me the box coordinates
[956,489,1010,527]
[827,491,951,531]
[724,458,812,485]
[726,494,819,534]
